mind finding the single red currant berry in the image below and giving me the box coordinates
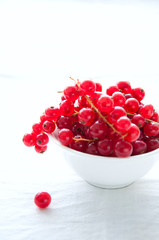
[34,192,51,208]
[97,95,114,113]
[78,107,95,126]
[108,106,127,123]
[58,128,73,146]
[124,123,140,142]
[131,114,145,128]
[146,138,159,152]
[90,91,102,105]
[80,80,96,95]
[32,123,42,135]
[45,107,61,121]
[72,122,85,136]
[132,88,145,101]
[42,120,55,134]
[35,144,47,153]
[36,133,49,146]
[64,86,79,101]
[89,120,108,139]
[23,133,36,147]
[112,92,126,107]
[125,93,133,100]
[116,81,131,94]
[115,116,131,132]
[56,115,72,129]
[138,104,154,119]
[124,98,139,114]
[143,122,159,137]
[132,140,147,155]
[60,100,74,116]
[95,82,102,92]
[114,140,133,157]
[86,142,99,155]
[150,112,159,122]
[106,85,119,96]
[97,138,113,156]
[70,135,87,152]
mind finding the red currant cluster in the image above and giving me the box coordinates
[23,78,159,157]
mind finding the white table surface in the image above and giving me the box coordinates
[1,1,159,239]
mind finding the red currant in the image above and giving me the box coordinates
[23,133,36,147]
[78,107,95,126]
[115,116,131,132]
[89,120,108,139]
[132,87,145,101]
[36,133,49,146]
[146,138,159,152]
[58,128,73,146]
[97,95,114,113]
[143,122,159,137]
[131,114,145,128]
[97,138,113,156]
[45,107,61,121]
[112,92,126,107]
[150,112,159,122]
[64,86,79,101]
[56,115,72,129]
[124,124,140,142]
[80,80,96,95]
[86,142,99,155]
[139,104,154,119]
[95,82,102,92]
[124,98,139,114]
[42,120,55,134]
[60,100,74,116]
[32,123,42,135]
[106,85,119,96]
[34,192,51,208]
[132,140,147,155]
[108,106,127,123]
[35,144,47,153]
[114,140,133,157]
[70,135,87,152]
[117,81,131,94]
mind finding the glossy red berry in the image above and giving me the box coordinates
[80,80,96,95]
[70,135,87,152]
[89,120,108,139]
[32,123,42,135]
[97,138,113,156]
[72,122,85,136]
[124,124,140,142]
[150,112,159,122]
[124,98,139,114]
[143,122,159,137]
[45,107,61,121]
[36,133,49,146]
[115,116,131,132]
[42,120,55,134]
[56,115,72,129]
[146,138,159,152]
[23,133,36,147]
[117,81,131,94]
[58,128,73,145]
[35,144,47,153]
[86,142,99,155]
[108,106,127,123]
[95,82,102,92]
[131,114,145,128]
[34,192,51,208]
[60,100,74,116]
[114,140,133,157]
[97,95,114,113]
[64,86,79,101]
[132,88,145,101]
[112,92,126,107]
[78,107,95,126]
[106,85,119,96]
[139,104,154,119]
[132,140,147,155]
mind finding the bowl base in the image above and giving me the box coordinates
[86,181,134,189]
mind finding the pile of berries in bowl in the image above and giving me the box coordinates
[23,78,159,188]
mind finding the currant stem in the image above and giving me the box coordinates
[72,137,94,142]
[85,95,123,137]
[127,113,159,125]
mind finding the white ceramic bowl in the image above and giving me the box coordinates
[51,130,159,189]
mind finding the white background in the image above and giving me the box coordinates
[1,0,159,239]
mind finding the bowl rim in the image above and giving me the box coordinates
[50,130,159,160]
